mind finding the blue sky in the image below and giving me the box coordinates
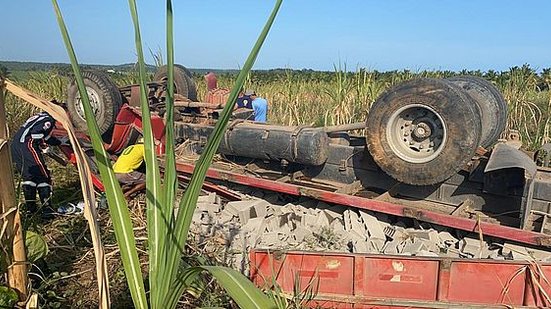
[1,1,550,72]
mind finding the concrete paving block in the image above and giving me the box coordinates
[502,243,530,260]
[280,203,296,214]
[331,218,345,233]
[197,202,222,215]
[259,232,281,247]
[291,204,308,215]
[218,209,236,224]
[238,208,254,226]
[225,200,260,216]
[402,239,427,254]
[237,200,271,225]
[359,210,384,239]
[344,210,366,235]
[192,212,202,223]
[369,237,386,252]
[198,192,218,205]
[527,247,551,261]
[351,218,367,236]
[383,226,408,241]
[315,212,331,227]
[349,230,366,243]
[265,216,280,232]
[383,239,403,255]
[459,238,483,257]
[301,213,318,227]
[415,250,439,257]
[242,217,266,236]
[349,210,361,226]
[307,208,321,216]
[200,212,214,226]
[406,229,438,241]
[438,231,458,246]
[293,226,312,242]
[252,200,270,219]
[323,208,341,221]
[418,239,439,254]
[352,239,373,254]
[344,210,352,231]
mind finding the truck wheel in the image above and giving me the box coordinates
[67,70,123,134]
[446,76,507,148]
[366,78,481,186]
[153,64,197,101]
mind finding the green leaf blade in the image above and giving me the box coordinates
[51,1,147,308]
[127,1,166,307]
[200,266,277,309]
[163,0,283,306]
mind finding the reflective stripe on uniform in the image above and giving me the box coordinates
[19,116,47,142]
[27,138,48,178]
[37,182,52,188]
[22,181,37,187]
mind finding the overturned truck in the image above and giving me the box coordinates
[56,66,551,244]
[52,66,551,307]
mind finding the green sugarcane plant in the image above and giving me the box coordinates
[52,0,283,308]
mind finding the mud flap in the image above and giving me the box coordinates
[484,143,537,229]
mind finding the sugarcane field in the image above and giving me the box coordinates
[2,1,551,309]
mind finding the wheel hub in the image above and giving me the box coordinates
[386,104,447,163]
[413,122,432,139]
[75,87,102,121]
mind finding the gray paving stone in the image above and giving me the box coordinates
[198,192,218,205]
[293,226,312,242]
[402,239,427,254]
[459,238,483,257]
[383,239,403,255]
[438,231,458,246]
[359,210,386,240]
[226,200,261,217]
[301,213,318,227]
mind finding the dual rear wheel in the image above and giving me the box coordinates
[366,77,507,186]
[66,64,196,134]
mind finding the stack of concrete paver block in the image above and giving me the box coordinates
[187,191,551,273]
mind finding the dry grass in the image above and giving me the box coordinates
[28,192,238,308]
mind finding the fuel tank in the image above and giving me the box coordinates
[175,120,330,166]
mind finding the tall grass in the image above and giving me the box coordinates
[194,64,551,150]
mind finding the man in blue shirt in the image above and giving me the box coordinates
[244,90,268,123]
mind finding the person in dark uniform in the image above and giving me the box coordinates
[10,111,61,213]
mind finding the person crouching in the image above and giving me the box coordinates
[11,111,61,214]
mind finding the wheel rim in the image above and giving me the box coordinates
[386,104,447,163]
[75,86,102,122]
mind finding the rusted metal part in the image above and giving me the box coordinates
[174,173,241,201]
[174,160,551,247]
[323,122,366,133]
[174,100,221,109]
[250,250,551,308]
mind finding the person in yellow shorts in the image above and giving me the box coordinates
[113,137,145,186]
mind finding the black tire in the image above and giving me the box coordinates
[153,64,197,101]
[446,76,507,148]
[67,70,123,134]
[366,78,482,186]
